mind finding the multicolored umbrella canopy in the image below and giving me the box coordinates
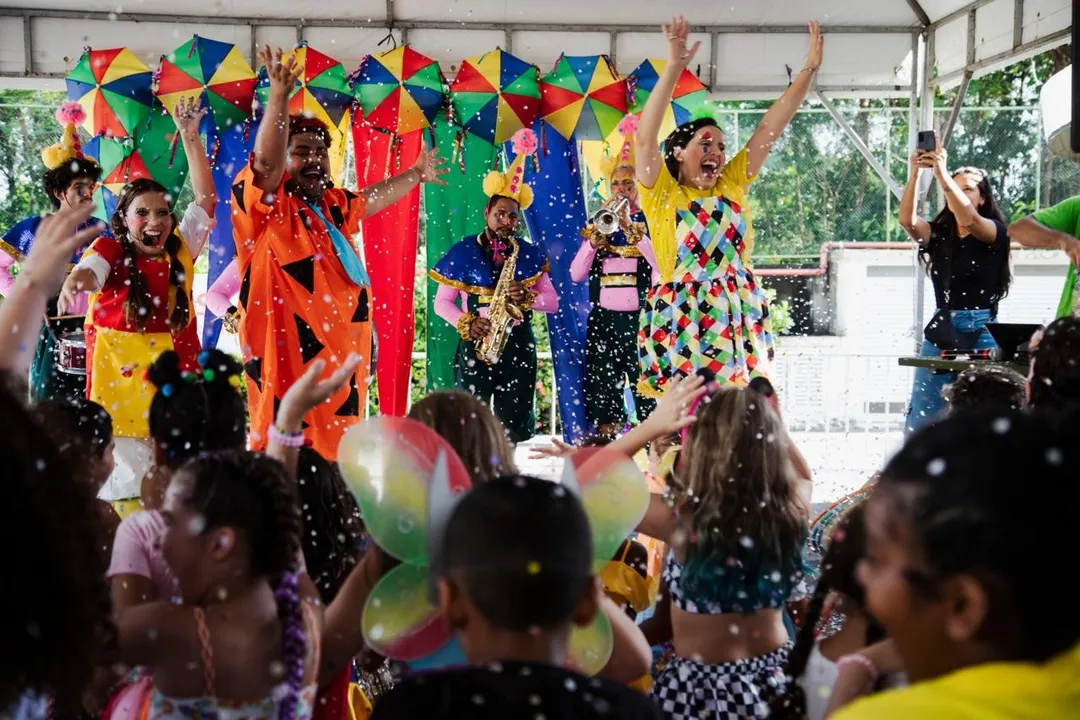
[83,109,190,223]
[155,35,257,136]
[627,59,708,138]
[255,43,353,132]
[352,45,446,137]
[540,55,628,141]
[65,48,154,139]
[450,49,540,144]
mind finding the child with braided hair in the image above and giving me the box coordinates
[114,450,320,720]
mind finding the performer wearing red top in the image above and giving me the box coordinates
[231,46,446,458]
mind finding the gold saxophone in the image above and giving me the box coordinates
[476,237,524,365]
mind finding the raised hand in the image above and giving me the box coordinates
[528,436,576,460]
[412,145,449,185]
[663,16,701,70]
[258,45,302,98]
[643,372,706,435]
[803,21,824,72]
[276,353,363,431]
[172,95,208,140]
[26,204,102,296]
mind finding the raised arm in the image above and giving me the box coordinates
[251,46,302,194]
[1,206,100,372]
[899,151,932,243]
[636,16,700,189]
[361,143,447,217]
[744,21,823,178]
[172,96,216,219]
[1010,216,1080,267]
[930,147,998,244]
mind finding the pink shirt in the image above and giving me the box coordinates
[0,247,90,314]
[107,509,178,603]
[569,238,659,312]
[434,273,559,327]
[204,258,239,319]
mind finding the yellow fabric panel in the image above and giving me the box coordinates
[89,326,174,439]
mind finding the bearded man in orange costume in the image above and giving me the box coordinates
[232,46,446,456]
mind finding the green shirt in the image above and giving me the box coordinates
[1032,197,1080,318]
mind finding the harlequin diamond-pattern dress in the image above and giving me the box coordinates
[637,195,774,397]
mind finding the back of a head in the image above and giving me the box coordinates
[881,408,1080,662]
[1030,315,1080,414]
[148,349,246,468]
[441,474,592,631]
[180,449,301,579]
[34,396,113,459]
[295,446,363,602]
[407,390,517,484]
[943,365,1026,415]
[1,382,113,712]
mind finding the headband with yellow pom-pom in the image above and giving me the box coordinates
[483,128,538,211]
[42,102,94,171]
[599,114,639,180]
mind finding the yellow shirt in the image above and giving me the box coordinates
[637,147,757,283]
[833,643,1080,720]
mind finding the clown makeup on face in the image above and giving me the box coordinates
[122,190,174,259]
[609,167,638,207]
[485,196,521,238]
[55,177,98,210]
[675,126,727,190]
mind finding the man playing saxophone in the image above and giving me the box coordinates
[429,129,558,442]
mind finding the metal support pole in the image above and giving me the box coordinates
[22,15,32,76]
[914,31,933,352]
[709,32,719,91]
[1013,0,1025,49]
[815,89,904,200]
[505,29,513,53]
[609,32,617,73]
[905,0,932,27]
[940,71,972,148]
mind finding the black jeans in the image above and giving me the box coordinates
[454,320,537,443]
[585,306,655,427]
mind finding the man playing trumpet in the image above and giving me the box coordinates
[570,115,658,436]
[429,129,558,442]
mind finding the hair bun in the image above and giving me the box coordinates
[147,350,184,390]
[196,348,244,392]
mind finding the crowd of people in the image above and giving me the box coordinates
[4,13,1080,720]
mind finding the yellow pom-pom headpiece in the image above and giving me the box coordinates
[599,114,639,180]
[42,102,91,171]
[483,128,537,211]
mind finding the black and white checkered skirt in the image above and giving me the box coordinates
[650,645,791,719]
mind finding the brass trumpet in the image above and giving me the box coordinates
[593,196,630,236]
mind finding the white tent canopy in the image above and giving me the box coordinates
[0,0,1071,96]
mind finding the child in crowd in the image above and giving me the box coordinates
[369,475,663,719]
[942,365,1026,415]
[770,503,901,720]
[1027,315,1080,414]
[833,409,1080,719]
[33,396,120,556]
[115,450,321,720]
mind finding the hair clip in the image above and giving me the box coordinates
[228,374,242,390]
[203,368,216,382]
[161,383,174,398]
[182,371,197,384]
[197,350,211,367]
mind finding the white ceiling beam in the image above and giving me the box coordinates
[929,0,997,30]
[904,0,931,27]
[932,26,1071,86]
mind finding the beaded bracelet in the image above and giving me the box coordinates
[456,313,476,341]
[836,653,878,689]
[269,424,305,448]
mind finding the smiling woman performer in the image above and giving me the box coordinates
[58,96,216,441]
[635,17,823,396]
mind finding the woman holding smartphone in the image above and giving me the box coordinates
[898,141,1011,432]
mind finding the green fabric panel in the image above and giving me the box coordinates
[423,117,497,390]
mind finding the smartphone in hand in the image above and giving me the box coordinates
[917,130,936,152]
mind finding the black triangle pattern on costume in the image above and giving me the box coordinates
[294,314,325,364]
[272,396,309,430]
[238,265,251,310]
[232,179,246,213]
[334,374,360,417]
[244,357,262,392]
[328,204,345,229]
[352,288,369,323]
[282,256,316,294]
[298,208,312,231]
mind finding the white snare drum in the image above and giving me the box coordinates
[56,330,87,375]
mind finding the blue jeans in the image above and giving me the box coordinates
[905,308,997,434]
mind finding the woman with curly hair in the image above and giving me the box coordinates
[114,449,320,720]
[2,380,115,718]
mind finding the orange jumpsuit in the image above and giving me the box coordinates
[231,162,373,459]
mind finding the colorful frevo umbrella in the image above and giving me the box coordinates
[540,55,628,141]
[155,35,257,136]
[450,49,540,145]
[627,59,708,138]
[352,45,446,137]
[66,48,154,139]
[134,107,191,200]
[255,43,353,132]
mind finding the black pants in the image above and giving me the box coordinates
[585,306,655,427]
[454,320,537,443]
